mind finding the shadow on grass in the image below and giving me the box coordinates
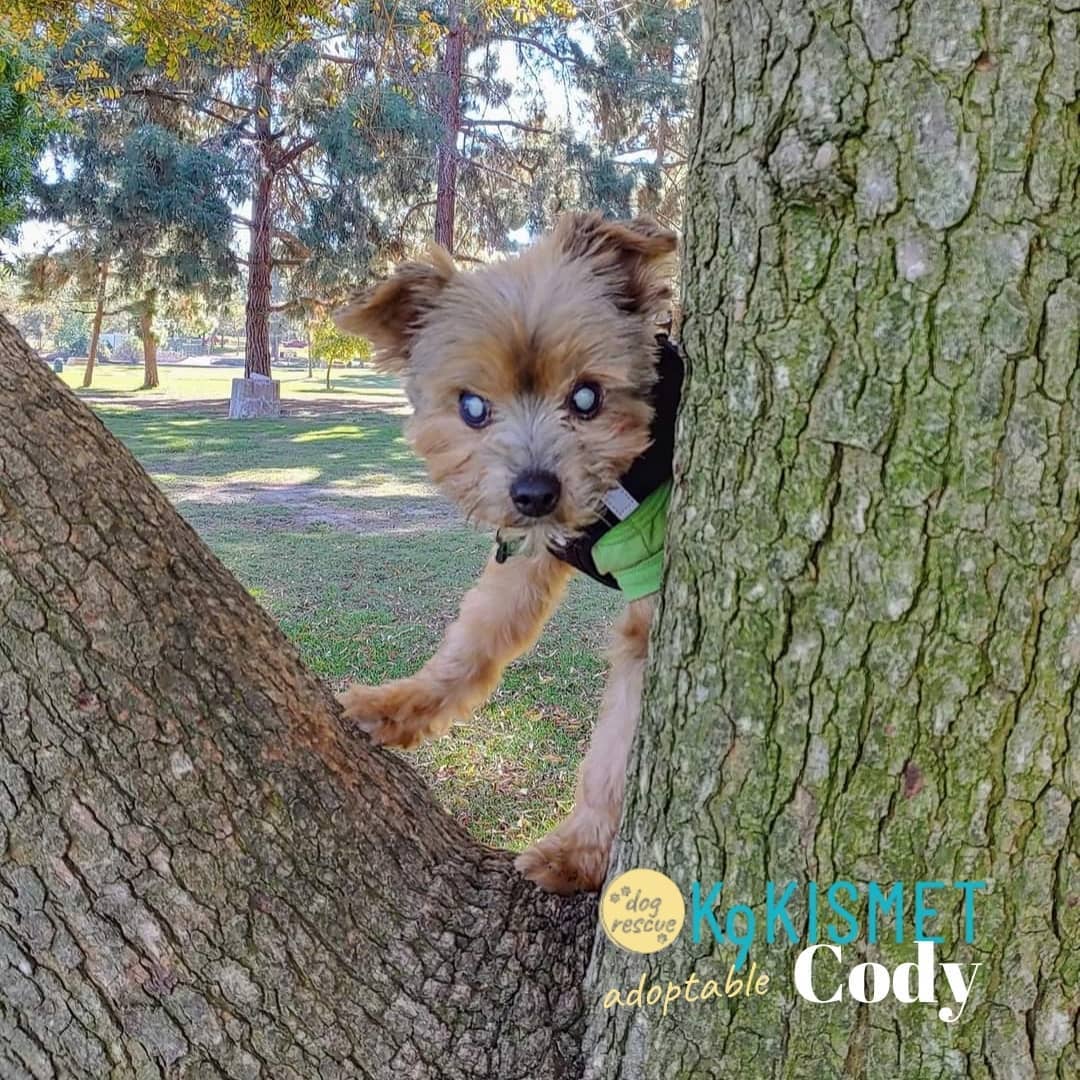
[173,489,457,537]
[291,371,403,396]
[74,386,157,398]
[97,409,426,489]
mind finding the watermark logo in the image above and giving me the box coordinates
[597,870,986,1024]
[600,868,685,954]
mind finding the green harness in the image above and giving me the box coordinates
[590,481,671,600]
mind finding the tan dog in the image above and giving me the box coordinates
[334,213,677,894]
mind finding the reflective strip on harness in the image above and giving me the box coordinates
[591,481,671,600]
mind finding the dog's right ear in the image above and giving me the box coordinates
[334,246,454,371]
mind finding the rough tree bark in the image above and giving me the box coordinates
[244,167,274,380]
[244,57,275,380]
[434,3,465,253]
[81,260,109,390]
[585,1,1078,1077]
[0,318,592,1078]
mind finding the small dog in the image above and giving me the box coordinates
[334,213,680,894]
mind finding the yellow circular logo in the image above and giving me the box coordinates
[600,868,685,954]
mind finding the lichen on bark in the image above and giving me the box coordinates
[585,1,1079,1077]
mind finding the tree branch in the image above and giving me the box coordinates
[0,314,594,1080]
[461,117,552,135]
[274,137,318,170]
[232,215,312,259]
[125,87,256,138]
[493,35,590,69]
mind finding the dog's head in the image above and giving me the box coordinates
[335,212,677,545]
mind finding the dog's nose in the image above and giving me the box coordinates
[510,470,561,518]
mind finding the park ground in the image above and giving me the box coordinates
[60,359,620,849]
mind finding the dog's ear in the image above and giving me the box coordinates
[554,212,677,315]
[334,245,455,371]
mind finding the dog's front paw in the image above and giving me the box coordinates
[337,680,450,749]
[515,825,612,895]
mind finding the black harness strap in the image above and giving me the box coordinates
[549,336,684,588]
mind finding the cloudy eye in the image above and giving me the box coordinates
[568,381,602,419]
[459,391,492,428]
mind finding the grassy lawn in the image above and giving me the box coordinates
[60,358,405,404]
[63,360,620,850]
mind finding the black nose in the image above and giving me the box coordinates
[510,470,561,518]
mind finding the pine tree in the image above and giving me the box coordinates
[26,28,242,389]
[422,0,699,257]
[113,18,443,378]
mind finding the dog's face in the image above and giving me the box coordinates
[335,213,677,545]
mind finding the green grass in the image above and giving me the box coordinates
[78,363,620,851]
[60,359,405,402]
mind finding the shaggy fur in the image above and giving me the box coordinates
[334,212,676,893]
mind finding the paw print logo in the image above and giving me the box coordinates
[657,932,668,944]
[608,893,621,905]
[621,886,631,897]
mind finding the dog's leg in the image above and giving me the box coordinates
[516,597,654,894]
[339,551,573,748]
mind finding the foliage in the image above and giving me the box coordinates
[309,318,365,365]
[0,269,94,351]
[310,315,370,387]
[0,46,55,241]
[54,307,91,354]
[25,26,245,332]
[5,0,335,78]
[13,0,699,381]
[17,0,696,259]
[409,0,698,255]
[107,336,142,363]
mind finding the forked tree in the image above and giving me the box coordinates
[0,1,1076,1078]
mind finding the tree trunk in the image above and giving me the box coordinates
[585,1,1078,1077]
[434,4,465,253]
[81,259,109,389]
[0,314,593,1078]
[139,292,159,390]
[244,167,274,379]
[244,56,275,380]
[325,355,333,390]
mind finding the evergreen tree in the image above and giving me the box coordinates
[11,3,440,378]
[0,44,54,248]
[26,26,242,387]
[19,2,698,382]
[421,0,698,257]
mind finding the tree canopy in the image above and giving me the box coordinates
[7,0,698,379]
[0,46,54,244]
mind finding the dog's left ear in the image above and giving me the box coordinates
[554,212,677,314]
[334,245,455,372]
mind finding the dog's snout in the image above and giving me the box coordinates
[510,470,561,518]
